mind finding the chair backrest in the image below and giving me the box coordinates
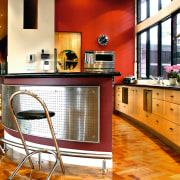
[9,90,51,120]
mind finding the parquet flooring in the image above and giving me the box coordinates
[1,114,180,179]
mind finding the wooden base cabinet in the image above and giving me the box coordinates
[115,85,180,151]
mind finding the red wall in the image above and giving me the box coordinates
[55,0,135,84]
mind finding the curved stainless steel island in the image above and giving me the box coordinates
[1,72,121,168]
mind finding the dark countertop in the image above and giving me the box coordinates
[2,72,121,78]
[115,83,180,90]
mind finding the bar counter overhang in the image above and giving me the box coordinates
[1,72,121,167]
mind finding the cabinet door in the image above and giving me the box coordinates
[142,112,153,127]
[115,85,122,112]
[152,99,164,117]
[164,101,180,125]
[163,120,180,146]
[152,89,164,100]
[165,90,180,104]
[151,114,165,136]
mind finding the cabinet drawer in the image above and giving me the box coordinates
[151,115,165,136]
[142,112,153,127]
[115,86,122,93]
[163,120,180,146]
[115,102,121,112]
[121,103,128,114]
[164,102,180,125]
[165,90,180,104]
[152,99,164,117]
[115,92,122,102]
[152,89,164,100]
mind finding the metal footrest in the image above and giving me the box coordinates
[8,149,59,180]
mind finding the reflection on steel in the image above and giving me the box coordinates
[2,85,100,143]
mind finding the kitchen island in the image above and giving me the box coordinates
[0,72,120,168]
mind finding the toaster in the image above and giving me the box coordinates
[123,76,135,84]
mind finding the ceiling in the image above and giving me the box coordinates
[0,0,7,40]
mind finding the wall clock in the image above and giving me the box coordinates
[98,35,109,46]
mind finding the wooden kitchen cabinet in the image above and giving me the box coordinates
[115,84,180,151]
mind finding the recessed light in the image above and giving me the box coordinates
[0,26,1,28]
[1,14,3,16]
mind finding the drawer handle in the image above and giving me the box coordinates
[156,104,159,107]
[170,108,174,111]
[146,115,149,118]
[170,95,174,98]
[169,128,173,131]
[156,120,159,123]
[156,93,159,96]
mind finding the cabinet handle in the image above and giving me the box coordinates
[169,127,173,131]
[156,104,159,107]
[170,95,174,98]
[156,93,159,96]
[170,108,174,111]
[146,115,149,118]
[156,120,159,123]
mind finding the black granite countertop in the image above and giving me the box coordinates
[115,83,180,90]
[2,72,121,78]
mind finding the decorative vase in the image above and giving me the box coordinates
[169,78,177,86]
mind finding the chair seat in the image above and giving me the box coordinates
[16,110,55,120]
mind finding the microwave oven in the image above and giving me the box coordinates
[84,51,115,71]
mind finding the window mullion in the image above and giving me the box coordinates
[158,23,162,76]
[172,14,177,65]
[146,29,150,78]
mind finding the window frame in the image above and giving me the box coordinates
[136,0,180,79]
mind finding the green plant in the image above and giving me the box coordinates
[177,74,180,82]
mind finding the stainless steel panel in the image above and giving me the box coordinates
[2,85,100,143]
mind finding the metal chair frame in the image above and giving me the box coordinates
[8,90,65,180]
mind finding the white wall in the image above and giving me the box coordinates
[8,0,55,73]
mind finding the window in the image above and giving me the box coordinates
[137,32,147,78]
[161,0,172,8]
[137,0,173,23]
[161,19,171,77]
[150,26,158,76]
[136,0,180,79]
[137,0,147,23]
[150,0,158,17]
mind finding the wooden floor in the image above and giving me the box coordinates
[1,114,180,179]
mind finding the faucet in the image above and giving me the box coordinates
[149,75,163,85]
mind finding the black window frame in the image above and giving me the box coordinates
[137,0,173,24]
[137,8,180,79]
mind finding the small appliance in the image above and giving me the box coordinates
[123,75,135,84]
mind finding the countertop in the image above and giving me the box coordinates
[115,83,180,90]
[2,72,121,78]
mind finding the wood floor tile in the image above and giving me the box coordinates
[1,114,180,179]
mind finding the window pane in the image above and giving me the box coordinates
[138,32,147,78]
[150,26,158,76]
[161,0,172,9]
[150,0,158,17]
[138,0,147,22]
[161,19,171,78]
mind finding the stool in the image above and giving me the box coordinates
[8,90,65,180]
